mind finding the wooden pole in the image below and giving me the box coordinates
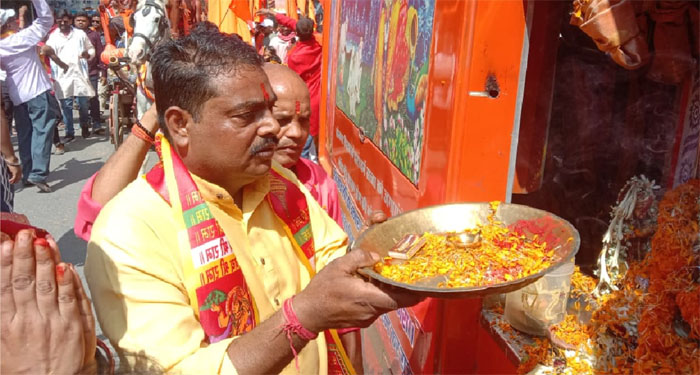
[218,6,231,28]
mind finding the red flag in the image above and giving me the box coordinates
[228,0,252,22]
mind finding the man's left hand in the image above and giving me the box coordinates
[81,51,91,59]
[3,157,21,184]
[6,163,21,184]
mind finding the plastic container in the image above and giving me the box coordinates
[504,259,575,336]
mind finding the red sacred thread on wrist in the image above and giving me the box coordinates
[131,124,154,144]
[134,119,156,139]
[281,297,318,372]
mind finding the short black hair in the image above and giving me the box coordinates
[151,22,262,139]
[75,11,89,19]
[57,9,73,19]
[263,46,281,64]
[296,17,314,40]
[108,15,125,34]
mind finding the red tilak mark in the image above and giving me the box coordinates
[295,101,300,114]
[261,83,270,101]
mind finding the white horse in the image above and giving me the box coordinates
[127,0,170,118]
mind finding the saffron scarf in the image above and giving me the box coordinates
[145,134,355,374]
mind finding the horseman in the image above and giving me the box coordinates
[127,0,173,118]
[99,0,136,47]
[98,0,179,65]
[98,0,135,71]
[97,0,169,122]
[101,0,202,119]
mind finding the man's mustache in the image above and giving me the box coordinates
[250,137,277,155]
[276,139,299,149]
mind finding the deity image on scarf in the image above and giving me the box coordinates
[200,286,255,343]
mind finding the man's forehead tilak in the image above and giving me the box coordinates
[216,73,276,112]
[260,83,270,102]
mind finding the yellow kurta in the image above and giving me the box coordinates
[86,163,348,374]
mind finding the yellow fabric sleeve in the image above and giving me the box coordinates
[86,180,239,375]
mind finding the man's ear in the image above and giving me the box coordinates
[163,106,192,154]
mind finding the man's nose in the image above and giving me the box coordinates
[285,120,302,139]
[257,111,280,137]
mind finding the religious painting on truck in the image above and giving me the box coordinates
[335,0,435,184]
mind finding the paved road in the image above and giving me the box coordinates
[13,128,112,340]
[14,134,110,265]
[13,123,157,357]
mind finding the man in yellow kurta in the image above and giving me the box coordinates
[85,23,417,374]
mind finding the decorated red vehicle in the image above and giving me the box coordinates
[318,0,700,373]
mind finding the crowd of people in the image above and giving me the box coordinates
[1,0,419,374]
[1,0,109,196]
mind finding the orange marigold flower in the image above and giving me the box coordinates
[375,202,559,288]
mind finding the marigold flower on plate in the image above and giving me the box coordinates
[374,202,560,288]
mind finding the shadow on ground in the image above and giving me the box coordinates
[62,136,108,152]
[57,228,88,266]
[48,157,103,191]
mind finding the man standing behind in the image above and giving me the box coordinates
[0,0,60,193]
[45,10,96,142]
[258,9,321,159]
[74,11,105,136]
[254,18,275,54]
[268,24,295,64]
[90,14,109,111]
[90,14,104,42]
[263,63,341,227]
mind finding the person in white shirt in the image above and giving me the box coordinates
[45,10,96,142]
[268,24,295,64]
[0,0,61,193]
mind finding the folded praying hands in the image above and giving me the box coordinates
[1,230,96,375]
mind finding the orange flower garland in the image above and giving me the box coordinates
[676,285,700,340]
[633,180,700,374]
[505,180,700,374]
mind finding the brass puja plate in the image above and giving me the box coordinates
[352,203,580,298]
